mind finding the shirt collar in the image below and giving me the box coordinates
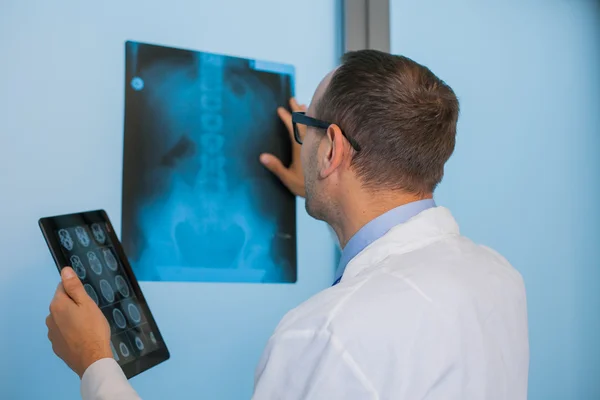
[334,199,436,282]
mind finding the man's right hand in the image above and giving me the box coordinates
[260,98,307,198]
[46,267,113,378]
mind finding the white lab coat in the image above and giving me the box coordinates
[81,206,529,399]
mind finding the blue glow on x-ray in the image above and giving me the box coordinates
[122,42,296,283]
[130,77,144,91]
[250,60,296,76]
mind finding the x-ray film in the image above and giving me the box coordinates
[122,41,296,283]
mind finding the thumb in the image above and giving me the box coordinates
[61,267,88,305]
[260,153,292,184]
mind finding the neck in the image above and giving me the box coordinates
[329,190,432,248]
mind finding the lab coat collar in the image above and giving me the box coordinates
[341,206,460,282]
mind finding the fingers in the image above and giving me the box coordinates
[277,106,293,135]
[46,314,57,341]
[60,267,88,306]
[278,98,307,137]
[277,97,306,149]
[269,97,306,197]
[290,98,306,112]
[46,314,63,359]
[45,314,53,329]
[260,153,292,186]
[50,280,68,314]
[46,314,64,359]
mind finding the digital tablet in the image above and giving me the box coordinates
[39,209,170,378]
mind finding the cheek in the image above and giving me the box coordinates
[302,135,321,178]
[300,141,309,170]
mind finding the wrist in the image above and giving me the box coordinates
[78,346,113,378]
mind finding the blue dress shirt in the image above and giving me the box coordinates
[333,199,436,285]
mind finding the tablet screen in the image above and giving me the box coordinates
[40,210,169,378]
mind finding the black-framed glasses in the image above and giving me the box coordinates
[292,112,361,152]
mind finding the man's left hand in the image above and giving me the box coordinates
[46,267,113,378]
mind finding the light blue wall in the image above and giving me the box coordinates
[0,1,340,398]
[391,1,600,399]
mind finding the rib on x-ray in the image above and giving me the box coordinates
[122,41,296,283]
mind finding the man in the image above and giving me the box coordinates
[47,50,529,399]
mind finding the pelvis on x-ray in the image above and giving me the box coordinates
[122,41,296,283]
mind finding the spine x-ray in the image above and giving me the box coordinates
[122,41,296,283]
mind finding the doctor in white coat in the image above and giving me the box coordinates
[46,50,529,399]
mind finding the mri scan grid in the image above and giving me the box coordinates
[55,224,161,363]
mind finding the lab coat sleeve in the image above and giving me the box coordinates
[81,358,142,400]
[252,329,378,400]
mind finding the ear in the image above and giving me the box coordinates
[319,124,347,179]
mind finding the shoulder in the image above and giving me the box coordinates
[276,234,525,336]
[272,268,444,340]
[383,234,525,289]
[260,270,462,392]
[254,286,380,398]
[271,280,367,335]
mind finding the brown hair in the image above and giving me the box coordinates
[316,50,459,194]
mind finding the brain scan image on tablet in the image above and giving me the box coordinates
[115,275,130,297]
[91,223,106,244]
[87,251,103,275]
[70,255,86,279]
[113,308,127,329]
[134,335,145,351]
[127,302,142,324]
[58,229,74,251]
[119,342,130,358]
[40,210,170,378]
[100,279,115,303]
[75,226,91,247]
[110,341,120,362]
[84,283,99,305]
[103,248,119,271]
